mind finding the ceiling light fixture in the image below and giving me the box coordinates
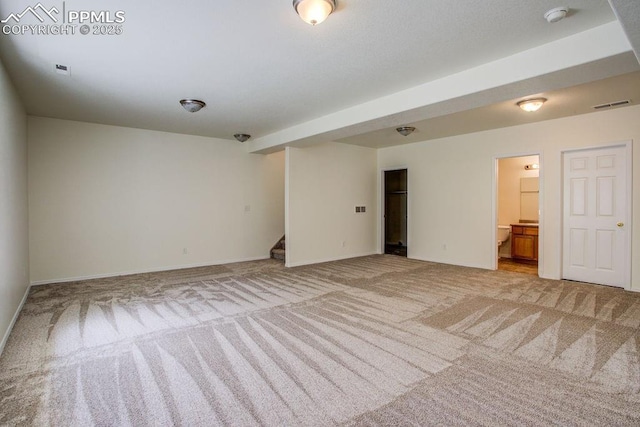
[544,7,569,23]
[517,98,547,112]
[293,0,336,25]
[234,133,251,143]
[180,99,206,113]
[396,126,416,137]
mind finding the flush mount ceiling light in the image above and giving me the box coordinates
[179,99,206,113]
[293,0,336,25]
[234,133,251,143]
[544,7,569,23]
[517,98,547,112]
[396,126,416,137]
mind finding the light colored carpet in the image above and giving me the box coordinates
[1,255,639,426]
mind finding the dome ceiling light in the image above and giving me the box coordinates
[234,134,251,143]
[517,98,547,112]
[180,99,206,113]
[293,0,336,25]
[396,126,416,137]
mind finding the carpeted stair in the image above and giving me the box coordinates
[270,235,285,261]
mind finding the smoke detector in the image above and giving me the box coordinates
[545,7,569,23]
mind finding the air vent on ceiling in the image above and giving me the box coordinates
[592,100,630,110]
[55,64,70,76]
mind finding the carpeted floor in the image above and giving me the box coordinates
[1,255,639,426]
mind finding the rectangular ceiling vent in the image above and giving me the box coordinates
[55,64,70,76]
[592,100,630,110]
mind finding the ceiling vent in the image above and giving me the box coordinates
[55,64,70,76]
[592,100,630,110]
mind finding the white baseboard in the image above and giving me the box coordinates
[0,284,31,356]
[30,256,271,286]
[286,251,378,268]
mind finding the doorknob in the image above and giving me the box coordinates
[617,222,624,227]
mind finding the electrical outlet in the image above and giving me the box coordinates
[442,244,447,250]
[356,206,361,213]
[361,206,366,213]
[342,241,346,248]
[183,248,188,255]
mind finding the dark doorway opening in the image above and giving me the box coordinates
[384,169,408,257]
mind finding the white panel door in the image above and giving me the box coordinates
[563,145,629,288]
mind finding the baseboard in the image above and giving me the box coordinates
[30,256,271,286]
[286,252,378,268]
[0,284,31,356]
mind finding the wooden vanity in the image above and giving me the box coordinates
[511,224,538,263]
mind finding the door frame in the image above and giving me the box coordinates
[379,167,409,256]
[561,140,632,290]
[492,152,544,275]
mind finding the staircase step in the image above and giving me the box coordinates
[271,248,285,261]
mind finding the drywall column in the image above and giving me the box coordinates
[286,142,377,267]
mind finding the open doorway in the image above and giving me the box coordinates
[496,156,540,275]
[384,169,407,257]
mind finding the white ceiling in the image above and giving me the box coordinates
[337,69,640,148]
[0,1,639,150]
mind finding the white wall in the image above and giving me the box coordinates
[28,117,284,284]
[378,105,640,291]
[0,59,29,351]
[286,142,377,267]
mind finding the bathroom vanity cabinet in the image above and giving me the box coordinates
[511,224,538,262]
